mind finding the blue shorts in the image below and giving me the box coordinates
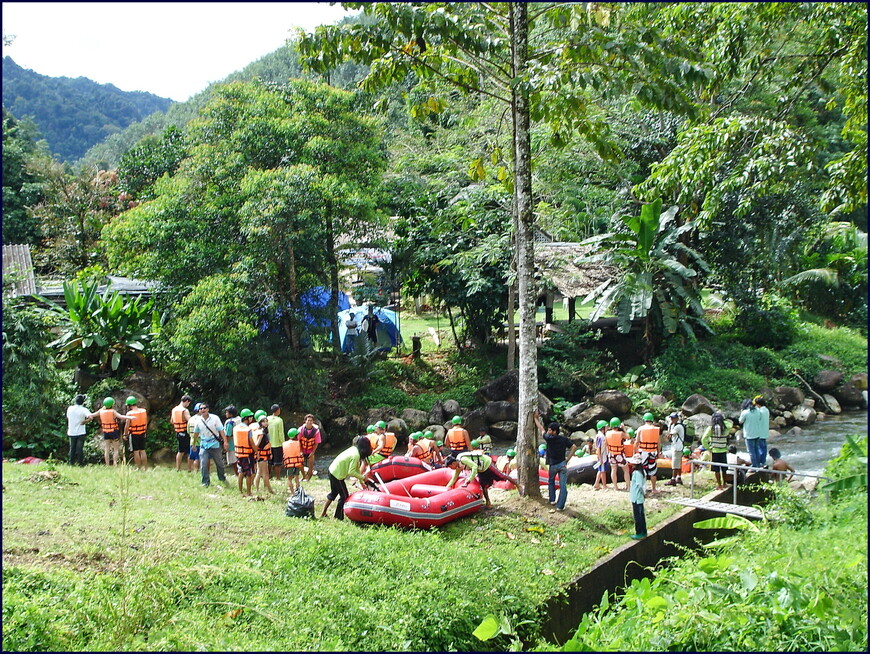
[595,461,610,472]
[103,430,120,441]
[189,445,200,461]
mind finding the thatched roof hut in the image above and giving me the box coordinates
[534,242,616,300]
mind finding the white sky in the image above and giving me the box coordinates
[2,2,355,102]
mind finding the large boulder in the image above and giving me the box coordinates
[650,394,670,410]
[850,373,868,390]
[386,418,408,443]
[784,426,804,438]
[818,354,841,367]
[791,404,817,427]
[681,393,714,417]
[486,401,518,424]
[120,389,150,413]
[461,408,487,436]
[150,447,175,465]
[328,416,359,444]
[538,392,554,418]
[821,394,842,415]
[400,409,429,431]
[442,399,461,419]
[475,370,518,403]
[489,421,517,441]
[832,381,865,407]
[813,370,843,392]
[125,371,176,412]
[685,413,712,436]
[719,401,743,423]
[774,386,804,409]
[592,390,632,416]
[365,408,396,427]
[427,400,448,426]
[425,424,446,441]
[564,404,612,431]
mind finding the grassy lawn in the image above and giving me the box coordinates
[1,460,696,651]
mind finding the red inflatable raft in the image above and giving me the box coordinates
[344,468,484,529]
[367,455,431,482]
[492,467,557,490]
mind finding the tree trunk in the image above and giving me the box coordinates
[325,212,341,354]
[511,1,541,499]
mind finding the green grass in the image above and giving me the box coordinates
[1,461,684,651]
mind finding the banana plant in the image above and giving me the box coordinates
[579,198,710,361]
[38,279,162,373]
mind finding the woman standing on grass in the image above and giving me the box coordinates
[254,416,275,496]
[321,436,372,520]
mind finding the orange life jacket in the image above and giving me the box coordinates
[255,431,271,462]
[299,425,318,452]
[636,425,660,453]
[128,408,147,436]
[99,408,118,433]
[282,440,303,468]
[416,438,435,463]
[381,432,397,457]
[446,426,469,452]
[233,422,254,457]
[170,405,188,433]
[605,429,625,455]
[367,434,380,452]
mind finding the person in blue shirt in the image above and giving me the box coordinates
[628,455,647,539]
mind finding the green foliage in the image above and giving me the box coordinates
[117,125,187,201]
[579,199,710,360]
[820,434,868,498]
[773,322,868,382]
[731,296,798,350]
[2,55,173,163]
[538,322,615,399]
[560,491,868,652]
[1,293,72,454]
[2,106,48,245]
[651,338,768,403]
[39,279,162,373]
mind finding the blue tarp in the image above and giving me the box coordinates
[338,305,401,352]
[299,286,351,327]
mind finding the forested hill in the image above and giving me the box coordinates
[2,56,174,162]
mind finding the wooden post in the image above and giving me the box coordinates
[568,296,576,323]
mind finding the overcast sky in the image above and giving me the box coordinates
[2,2,356,102]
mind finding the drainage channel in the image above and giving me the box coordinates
[535,473,774,646]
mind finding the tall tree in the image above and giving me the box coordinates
[102,80,386,385]
[297,2,707,497]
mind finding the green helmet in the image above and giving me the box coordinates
[424,430,434,439]
[609,417,621,428]
[103,397,115,408]
[627,428,635,437]
[287,427,299,439]
[125,395,137,406]
[409,432,420,441]
[239,408,254,419]
[451,415,462,425]
[506,448,516,457]
[470,439,480,448]
[682,447,691,456]
[596,420,608,430]
[366,424,376,433]
[376,420,387,429]
[643,412,655,422]
[436,440,443,447]
[254,410,267,421]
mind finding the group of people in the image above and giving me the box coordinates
[65,394,148,469]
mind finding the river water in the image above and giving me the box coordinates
[315,410,867,479]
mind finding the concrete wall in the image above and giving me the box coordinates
[536,474,773,645]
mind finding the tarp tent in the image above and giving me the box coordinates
[338,305,402,353]
[300,286,351,327]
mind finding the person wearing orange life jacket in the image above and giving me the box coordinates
[634,413,661,493]
[97,397,132,467]
[233,409,257,496]
[171,395,193,472]
[445,415,471,456]
[365,420,392,466]
[123,396,149,471]
[298,414,322,481]
[253,416,275,497]
[605,417,631,491]
[282,428,304,492]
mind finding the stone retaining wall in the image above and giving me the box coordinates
[536,473,773,645]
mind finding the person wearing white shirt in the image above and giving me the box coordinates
[66,394,95,466]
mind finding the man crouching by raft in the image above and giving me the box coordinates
[443,451,512,508]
